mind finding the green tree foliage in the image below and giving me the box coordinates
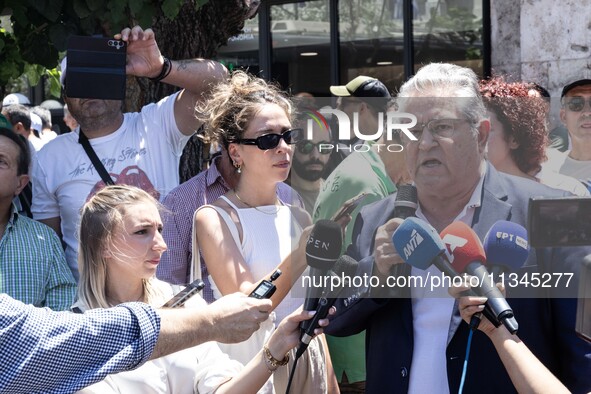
[0,0,210,94]
[1,0,260,180]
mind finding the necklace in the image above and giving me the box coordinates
[233,190,281,215]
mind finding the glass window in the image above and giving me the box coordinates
[217,0,486,95]
[270,1,331,96]
[339,0,406,91]
[216,14,260,74]
[413,0,484,76]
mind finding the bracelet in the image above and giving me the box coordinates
[149,57,172,82]
[262,345,289,372]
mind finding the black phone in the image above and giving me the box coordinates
[527,197,591,247]
[249,270,282,299]
[66,36,127,100]
[331,193,369,222]
[162,279,205,308]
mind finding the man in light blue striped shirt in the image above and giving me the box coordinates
[0,120,76,310]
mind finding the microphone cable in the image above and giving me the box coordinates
[285,355,299,394]
[458,325,475,394]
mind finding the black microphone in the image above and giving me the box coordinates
[300,220,342,333]
[390,184,418,220]
[296,255,358,359]
[387,184,417,277]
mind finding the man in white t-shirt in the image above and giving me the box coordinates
[543,79,591,193]
[31,26,227,280]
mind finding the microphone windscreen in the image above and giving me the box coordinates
[392,217,446,270]
[305,219,342,270]
[394,184,418,211]
[332,255,358,278]
[483,221,529,271]
[440,221,486,273]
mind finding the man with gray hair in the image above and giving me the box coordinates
[326,63,591,393]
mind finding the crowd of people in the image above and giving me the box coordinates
[1,24,590,394]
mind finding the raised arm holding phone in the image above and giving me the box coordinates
[31,25,228,281]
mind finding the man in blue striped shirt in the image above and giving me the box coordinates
[0,292,272,393]
[0,121,76,310]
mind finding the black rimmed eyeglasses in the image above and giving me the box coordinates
[233,128,304,150]
[407,118,471,140]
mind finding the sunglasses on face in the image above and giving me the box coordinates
[296,140,333,155]
[564,97,591,112]
[234,128,303,150]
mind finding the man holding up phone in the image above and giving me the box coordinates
[31,26,228,280]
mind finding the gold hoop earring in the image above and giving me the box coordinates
[234,161,242,174]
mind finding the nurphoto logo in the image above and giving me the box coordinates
[303,107,419,153]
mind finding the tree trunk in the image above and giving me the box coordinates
[124,0,258,182]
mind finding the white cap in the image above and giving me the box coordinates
[3,93,31,106]
[30,113,43,133]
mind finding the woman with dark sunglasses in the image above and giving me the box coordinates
[193,71,337,394]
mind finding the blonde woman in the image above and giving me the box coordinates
[194,71,337,393]
[74,184,329,394]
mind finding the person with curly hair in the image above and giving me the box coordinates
[480,77,589,196]
[193,71,337,393]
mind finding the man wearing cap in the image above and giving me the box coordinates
[543,79,591,192]
[31,25,227,280]
[2,93,31,107]
[312,77,409,393]
[324,76,392,176]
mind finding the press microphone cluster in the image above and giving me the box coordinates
[297,255,358,359]
[392,217,529,334]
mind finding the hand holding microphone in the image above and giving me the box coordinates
[372,185,417,278]
[449,283,500,336]
[296,255,358,359]
[300,220,342,333]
